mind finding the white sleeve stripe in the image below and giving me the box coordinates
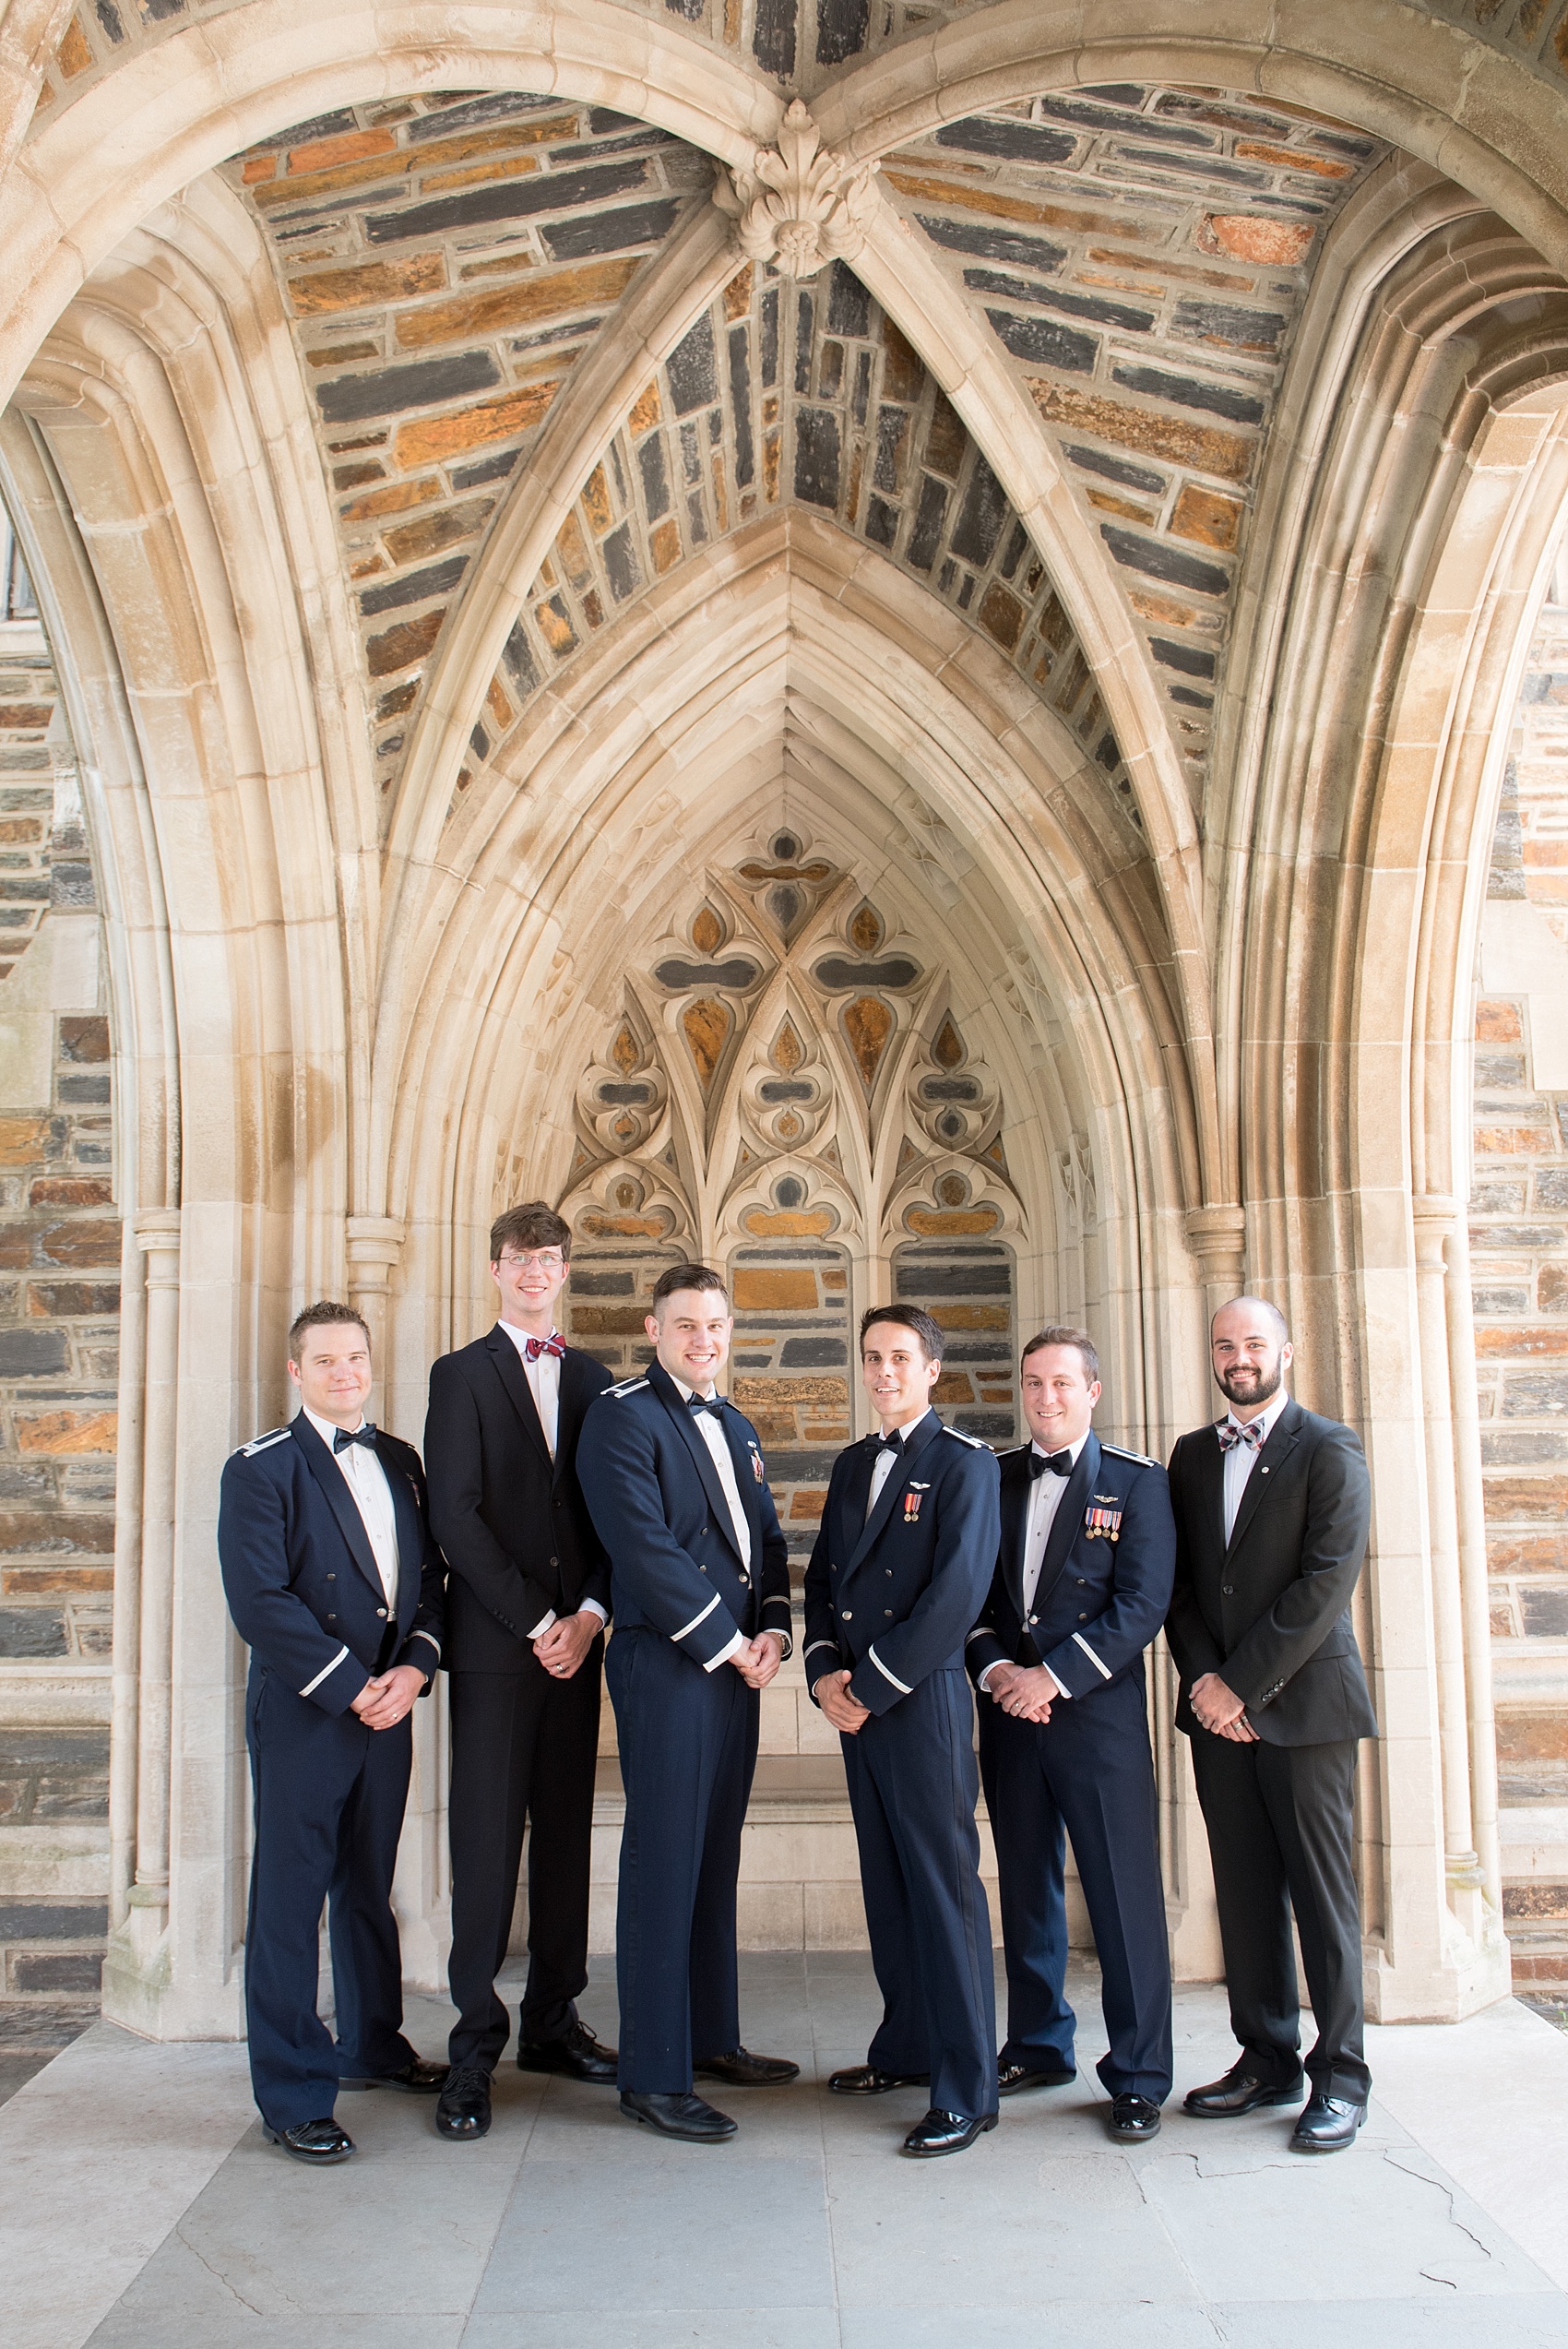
[1073,1631,1112,1681]
[868,1644,913,1696]
[410,1630,441,1654]
[300,1644,350,1698]
[804,1640,839,1660]
[964,1628,991,1644]
[671,1593,721,1642]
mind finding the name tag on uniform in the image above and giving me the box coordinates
[1086,1501,1122,1544]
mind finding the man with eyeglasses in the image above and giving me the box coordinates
[424,1203,616,2142]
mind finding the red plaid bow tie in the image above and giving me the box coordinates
[1217,1417,1264,1453]
[524,1331,565,1364]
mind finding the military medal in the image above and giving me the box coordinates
[750,1445,765,1483]
[1085,1503,1122,1544]
[904,1490,922,1522]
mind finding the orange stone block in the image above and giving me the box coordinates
[629,379,661,435]
[394,381,558,469]
[1087,488,1155,524]
[1476,1000,1524,1043]
[884,168,1146,242]
[395,258,636,351]
[1475,1326,1568,1358]
[650,518,682,573]
[0,1115,51,1167]
[291,255,446,316]
[1128,588,1198,628]
[1474,1124,1553,1154]
[1483,1474,1568,1520]
[789,1491,827,1520]
[1201,215,1314,266]
[419,156,541,196]
[731,1268,819,1311]
[1234,140,1351,177]
[1027,383,1253,483]
[15,1410,118,1455]
[56,16,93,78]
[289,128,398,176]
[339,478,441,521]
[1171,483,1242,551]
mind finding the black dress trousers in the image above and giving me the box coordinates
[445,1639,603,2071]
[1189,1729,1369,2103]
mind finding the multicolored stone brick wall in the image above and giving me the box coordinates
[0,522,118,2033]
[728,1243,852,1575]
[222,95,709,810]
[894,1240,1017,1446]
[471,262,1139,829]
[885,88,1388,797]
[1471,540,1568,1997]
[27,0,1568,130]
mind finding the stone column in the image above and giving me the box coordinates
[1182,1202,1246,1324]
[101,1207,180,2027]
[345,1214,405,1413]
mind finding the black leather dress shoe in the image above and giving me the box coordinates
[339,2057,449,2093]
[1106,2093,1162,2141]
[517,2021,619,2083]
[900,2107,999,2157]
[828,2064,931,2095]
[1289,2092,1365,2153]
[262,2117,354,2164]
[694,2047,801,2088]
[435,2063,493,2140]
[998,2058,1075,2096]
[620,2090,737,2141]
[1184,2067,1305,2118]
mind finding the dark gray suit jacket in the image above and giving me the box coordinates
[1165,1398,1377,1747]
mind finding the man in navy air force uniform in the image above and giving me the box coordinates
[218,1302,446,2165]
[576,1262,799,2142]
[804,1304,1002,2158]
[967,1326,1176,2143]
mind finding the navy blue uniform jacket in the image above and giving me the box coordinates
[802,1410,1001,1715]
[966,1434,1175,1699]
[576,1361,792,1666]
[219,1415,445,1716]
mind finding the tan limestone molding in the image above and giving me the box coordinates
[712,99,878,278]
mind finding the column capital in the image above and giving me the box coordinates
[131,1207,180,1261]
[1183,1202,1246,1282]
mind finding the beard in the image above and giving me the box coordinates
[1218,1357,1282,1408]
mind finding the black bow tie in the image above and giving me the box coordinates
[686,1394,723,1419]
[1029,1448,1074,1479]
[873,1432,904,1455]
[333,1424,377,1453]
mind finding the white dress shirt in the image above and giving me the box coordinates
[671,1375,754,1673]
[495,1321,608,1641]
[977,1435,1087,1701]
[1221,1388,1289,1544]
[304,1405,398,1612]
[865,1424,914,1521]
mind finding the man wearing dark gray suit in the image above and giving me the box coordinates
[1165,1296,1376,2156]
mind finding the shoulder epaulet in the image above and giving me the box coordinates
[606,1377,649,1399]
[1100,1442,1158,1468]
[943,1425,992,1449]
[239,1426,291,1458]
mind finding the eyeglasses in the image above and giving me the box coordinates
[497,1251,565,1273]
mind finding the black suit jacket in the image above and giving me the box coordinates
[424,1328,613,1673]
[1165,1398,1377,1747]
[218,1415,445,1716]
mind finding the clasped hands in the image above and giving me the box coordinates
[982,1661,1056,1723]
[534,1609,602,1681]
[731,1629,786,1690]
[1189,1669,1258,1742]
[815,1669,871,1735]
[349,1663,427,1730]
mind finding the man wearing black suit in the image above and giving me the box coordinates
[804,1305,1002,2158]
[424,1203,617,2144]
[968,1328,1176,2143]
[1166,1295,1376,2155]
[576,1263,798,2142]
[218,1302,447,2165]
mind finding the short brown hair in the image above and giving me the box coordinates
[651,1261,728,1311]
[1021,1325,1099,1383]
[289,1300,371,1359]
[860,1304,944,1364]
[490,1201,572,1262]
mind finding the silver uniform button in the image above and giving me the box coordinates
[841,1611,853,1621]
